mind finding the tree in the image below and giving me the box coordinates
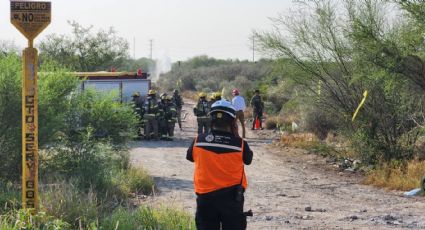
[255,0,425,163]
[39,21,129,71]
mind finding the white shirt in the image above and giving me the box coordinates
[232,95,246,111]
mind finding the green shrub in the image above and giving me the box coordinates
[0,209,71,230]
[40,128,130,193]
[0,54,22,181]
[101,205,195,230]
[0,181,20,214]
[40,182,99,228]
[112,167,155,196]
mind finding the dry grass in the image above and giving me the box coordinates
[265,115,297,130]
[280,133,319,148]
[364,160,425,191]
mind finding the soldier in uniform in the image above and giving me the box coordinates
[194,92,211,134]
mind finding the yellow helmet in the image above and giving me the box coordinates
[214,92,222,99]
[148,89,156,95]
[210,93,216,100]
[199,92,207,98]
[132,92,140,97]
[166,95,173,100]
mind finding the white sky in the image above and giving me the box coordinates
[1,0,294,62]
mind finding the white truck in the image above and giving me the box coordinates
[75,71,151,102]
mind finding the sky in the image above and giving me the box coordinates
[1,0,295,62]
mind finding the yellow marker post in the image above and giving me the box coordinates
[352,90,368,122]
[10,1,51,213]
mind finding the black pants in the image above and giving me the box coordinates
[196,188,246,230]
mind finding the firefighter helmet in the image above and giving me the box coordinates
[160,93,168,99]
[148,89,156,95]
[199,92,207,98]
[132,92,140,97]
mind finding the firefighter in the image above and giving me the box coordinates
[132,92,144,136]
[158,94,168,140]
[172,89,184,131]
[186,100,253,230]
[194,92,210,134]
[164,95,177,139]
[143,90,159,140]
[250,89,264,130]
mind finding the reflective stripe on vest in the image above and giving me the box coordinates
[192,138,247,194]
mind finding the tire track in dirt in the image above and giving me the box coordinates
[130,100,425,229]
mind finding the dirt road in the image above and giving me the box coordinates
[130,100,425,229]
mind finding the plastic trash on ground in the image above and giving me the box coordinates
[403,188,422,196]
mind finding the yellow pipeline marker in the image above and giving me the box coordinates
[352,90,368,121]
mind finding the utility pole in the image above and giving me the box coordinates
[133,37,136,60]
[252,36,255,62]
[149,39,153,60]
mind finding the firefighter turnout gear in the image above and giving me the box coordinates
[158,95,177,140]
[187,100,253,230]
[143,94,159,140]
[194,95,211,134]
[172,90,184,130]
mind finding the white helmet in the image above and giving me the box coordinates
[209,99,236,118]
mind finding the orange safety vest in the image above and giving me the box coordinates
[192,137,248,194]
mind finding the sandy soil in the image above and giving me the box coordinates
[130,100,425,230]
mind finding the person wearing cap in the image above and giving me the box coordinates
[194,92,211,134]
[250,89,264,130]
[172,89,184,131]
[232,89,247,138]
[187,100,253,230]
[143,89,160,140]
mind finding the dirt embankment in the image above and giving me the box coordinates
[130,100,425,230]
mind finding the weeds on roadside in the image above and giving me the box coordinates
[101,205,196,230]
[364,160,425,191]
[0,209,71,230]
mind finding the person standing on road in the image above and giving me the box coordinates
[172,89,184,131]
[232,89,246,138]
[187,100,253,230]
[143,90,160,140]
[250,89,264,130]
[194,92,210,134]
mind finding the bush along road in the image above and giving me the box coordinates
[130,100,425,229]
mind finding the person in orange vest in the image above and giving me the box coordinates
[186,100,253,230]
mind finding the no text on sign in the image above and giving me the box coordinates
[10,1,51,41]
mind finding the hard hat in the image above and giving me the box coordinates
[210,94,216,100]
[232,89,239,95]
[214,92,222,99]
[132,92,140,97]
[199,92,207,98]
[148,89,156,95]
[209,100,236,119]
[165,95,173,100]
[160,93,168,99]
